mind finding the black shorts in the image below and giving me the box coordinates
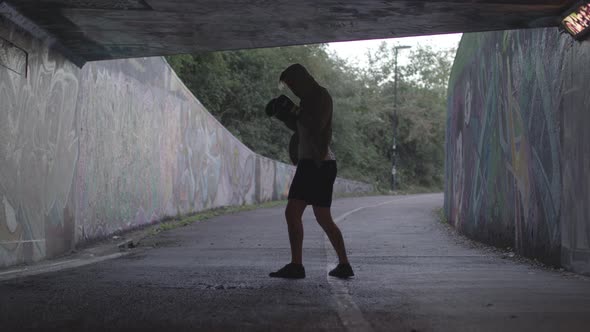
[288,159,337,207]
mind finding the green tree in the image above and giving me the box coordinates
[361,44,455,189]
[166,43,455,191]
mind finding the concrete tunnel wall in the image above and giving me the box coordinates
[445,28,590,274]
[0,19,372,268]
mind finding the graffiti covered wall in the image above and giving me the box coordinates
[0,15,80,266]
[446,28,590,273]
[0,19,372,268]
[559,34,590,274]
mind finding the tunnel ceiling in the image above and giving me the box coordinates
[0,0,577,65]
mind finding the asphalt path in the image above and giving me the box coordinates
[1,193,589,331]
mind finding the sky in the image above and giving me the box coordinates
[326,33,463,68]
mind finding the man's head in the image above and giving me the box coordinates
[279,63,317,98]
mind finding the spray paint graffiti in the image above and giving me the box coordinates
[74,57,372,245]
[446,28,590,270]
[0,18,79,266]
[0,19,372,268]
[559,31,590,274]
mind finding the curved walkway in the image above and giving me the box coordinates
[1,194,589,331]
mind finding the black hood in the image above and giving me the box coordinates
[279,64,318,98]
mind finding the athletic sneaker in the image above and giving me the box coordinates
[328,263,354,278]
[269,263,306,279]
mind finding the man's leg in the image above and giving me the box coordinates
[269,199,307,279]
[285,199,307,264]
[312,206,349,264]
[314,206,354,278]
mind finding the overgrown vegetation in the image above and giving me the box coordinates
[166,43,454,191]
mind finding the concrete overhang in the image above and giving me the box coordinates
[0,0,577,66]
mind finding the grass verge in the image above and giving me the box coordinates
[434,207,448,224]
[148,200,288,236]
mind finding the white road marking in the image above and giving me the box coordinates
[0,252,128,282]
[0,268,28,276]
[47,259,81,267]
[0,239,46,244]
[326,196,420,332]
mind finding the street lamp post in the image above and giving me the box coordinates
[391,45,411,191]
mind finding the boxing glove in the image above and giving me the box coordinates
[265,95,299,131]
